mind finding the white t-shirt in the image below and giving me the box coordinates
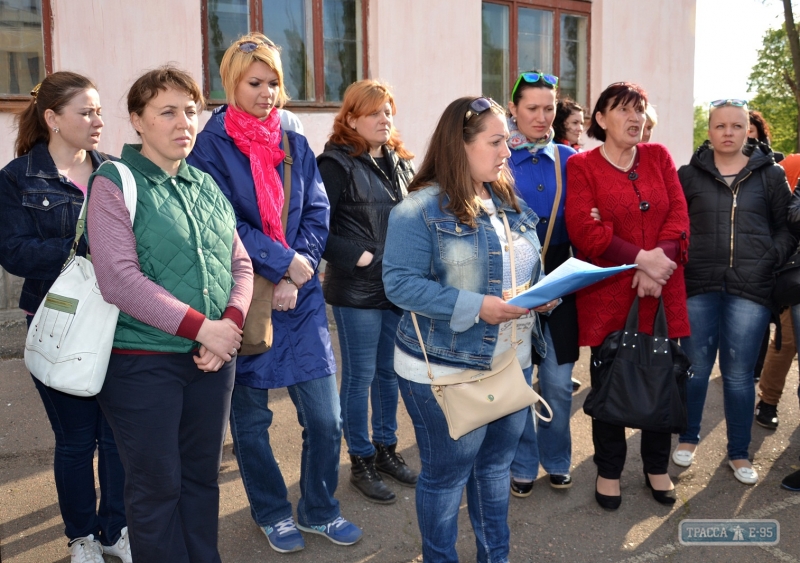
[395,198,538,384]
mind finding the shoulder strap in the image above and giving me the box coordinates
[411,209,520,381]
[70,161,138,262]
[281,132,292,235]
[541,146,563,267]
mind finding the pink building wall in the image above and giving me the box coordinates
[0,0,696,167]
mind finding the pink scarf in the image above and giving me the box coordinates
[224,105,289,248]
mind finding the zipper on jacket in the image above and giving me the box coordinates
[717,171,751,267]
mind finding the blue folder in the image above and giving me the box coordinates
[508,262,636,309]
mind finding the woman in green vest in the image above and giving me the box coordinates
[86,66,254,562]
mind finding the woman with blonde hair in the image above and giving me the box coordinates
[318,80,418,504]
[188,33,362,553]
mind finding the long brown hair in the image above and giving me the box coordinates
[408,97,519,227]
[328,80,413,159]
[14,71,97,157]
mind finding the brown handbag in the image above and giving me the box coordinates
[410,211,552,440]
[239,132,293,356]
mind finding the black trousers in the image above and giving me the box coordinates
[97,352,235,563]
[590,347,672,479]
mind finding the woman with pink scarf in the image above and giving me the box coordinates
[188,33,362,554]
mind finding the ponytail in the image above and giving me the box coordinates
[14,71,97,157]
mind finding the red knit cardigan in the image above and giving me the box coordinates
[565,143,690,347]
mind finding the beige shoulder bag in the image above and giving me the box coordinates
[410,210,552,440]
[240,132,293,356]
[540,146,563,269]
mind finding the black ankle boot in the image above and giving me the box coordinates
[349,454,396,504]
[374,442,419,487]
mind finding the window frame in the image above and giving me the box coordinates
[0,0,54,112]
[483,0,591,106]
[202,0,370,110]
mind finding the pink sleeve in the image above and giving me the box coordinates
[87,176,196,336]
[225,232,253,325]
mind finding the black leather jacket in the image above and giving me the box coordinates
[678,141,795,309]
[318,143,414,309]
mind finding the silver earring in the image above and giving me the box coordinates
[512,117,517,123]
[52,127,59,133]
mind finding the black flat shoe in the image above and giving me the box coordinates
[595,476,621,510]
[511,478,534,498]
[644,471,676,505]
[549,473,573,489]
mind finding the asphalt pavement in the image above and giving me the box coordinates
[2,316,800,563]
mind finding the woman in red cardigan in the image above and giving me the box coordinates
[565,82,690,510]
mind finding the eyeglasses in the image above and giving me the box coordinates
[511,72,558,100]
[464,97,499,123]
[710,99,748,109]
[237,38,276,53]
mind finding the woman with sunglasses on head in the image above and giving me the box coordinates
[565,82,690,509]
[317,80,418,505]
[0,72,131,563]
[553,97,584,151]
[504,71,579,497]
[188,34,362,553]
[383,96,557,563]
[86,66,253,562]
[672,99,793,485]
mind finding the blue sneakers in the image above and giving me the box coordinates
[296,516,363,546]
[262,517,305,553]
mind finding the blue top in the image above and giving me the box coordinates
[508,141,575,247]
[0,142,105,313]
[383,184,547,371]
[188,106,336,389]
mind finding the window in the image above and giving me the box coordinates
[203,0,366,106]
[482,0,590,107]
[0,0,51,105]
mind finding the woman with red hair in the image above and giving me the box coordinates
[317,80,418,504]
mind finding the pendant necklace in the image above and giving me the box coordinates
[601,144,637,172]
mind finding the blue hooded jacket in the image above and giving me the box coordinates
[188,105,336,389]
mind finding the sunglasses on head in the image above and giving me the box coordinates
[237,39,276,53]
[511,72,558,100]
[464,97,500,123]
[709,99,747,109]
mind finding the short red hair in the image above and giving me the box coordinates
[328,80,413,160]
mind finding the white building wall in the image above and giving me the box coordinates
[590,0,697,166]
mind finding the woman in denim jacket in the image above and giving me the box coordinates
[383,97,557,563]
[0,73,130,563]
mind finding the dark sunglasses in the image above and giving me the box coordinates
[464,97,499,123]
[237,39,276,53]
[511,72,558,100]
[709,99,747,109]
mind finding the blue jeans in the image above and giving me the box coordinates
[333,306,402,457]
[399,376,527,563]
[229,374,343,528]
[32,376,126,545]
[511,325,574,479]
[790,306,800,406]
[679,292,770,460]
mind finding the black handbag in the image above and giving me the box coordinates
[773,249,800,307]
[583,297,691,434]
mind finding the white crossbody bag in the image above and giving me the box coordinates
[25,161,137,396]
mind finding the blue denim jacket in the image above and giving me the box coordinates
[383,184,547,371]
[0,142,105,312]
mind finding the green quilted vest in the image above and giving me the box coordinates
[89,145,236,352]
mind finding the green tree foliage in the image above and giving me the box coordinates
[748,26,799,153]
[693,105,707,152]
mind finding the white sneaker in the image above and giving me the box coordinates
[103,526,133,563]
[69,534,104,563]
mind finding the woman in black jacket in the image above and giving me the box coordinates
[673,100,794,485]
[318,80,417,504]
